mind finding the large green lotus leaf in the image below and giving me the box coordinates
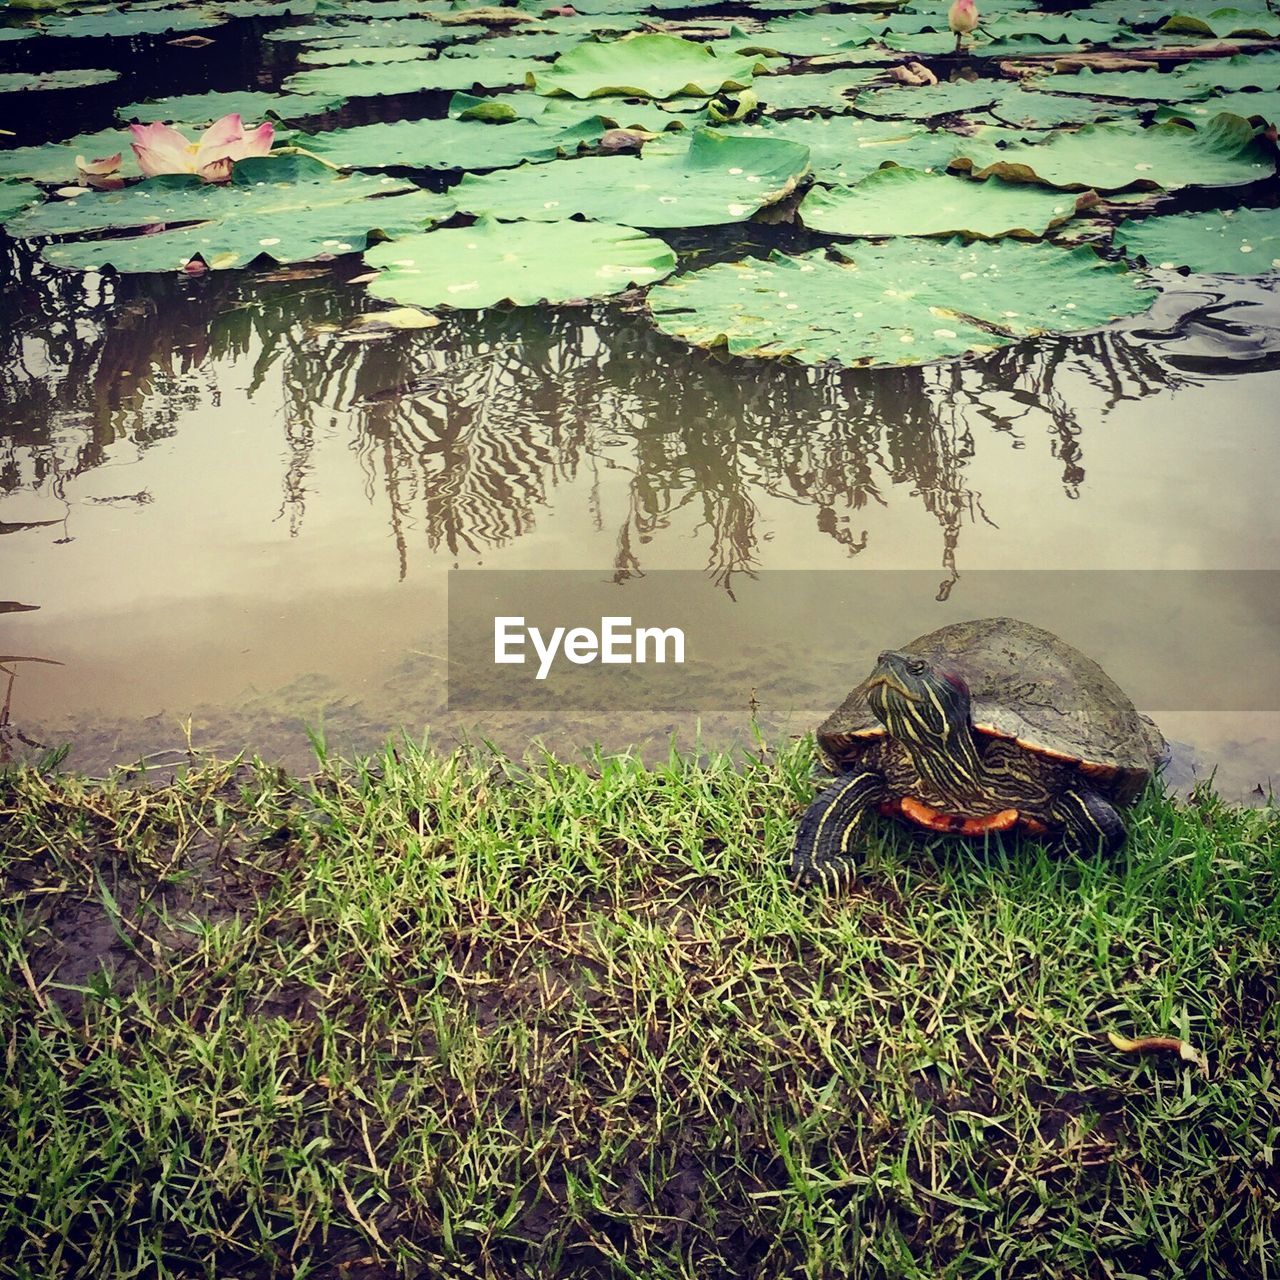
[1028,66,1212,103]
[299,43,443,65]
[215,0,316,15]
[0,182,39,220]
[982,12,1128,44]
[1187,51,1280,93]
[647,240,1155,367]
[452,125,809,227]
[284,52,536,96]
[800,167,1081,239]
[879,29,994,54]
[530,34,767,99]
[1115,207,1280,273]
[454,30,586,57]
[1159,4,1280,35]
[0,128,142,183]
[37,5,227,36]
[722,117,962,184]
[976,86,1139,129]
[120,90,341,125]
[0,67,117,92]
[955,114,1274,191]
[303,115,603,169]
[747,12,883,55]
[753,68,884,114]
[266,17,475,44]
[854,80,1005,120]
[6,156,455,273]
[1156,89,1280,126]
[363,215,674,307]
[450,88,681,131]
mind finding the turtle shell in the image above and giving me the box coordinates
[817,617,1167,806]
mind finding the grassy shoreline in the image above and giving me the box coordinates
[2,740,1277,1279]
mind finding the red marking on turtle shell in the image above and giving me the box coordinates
[889,796,1021,836]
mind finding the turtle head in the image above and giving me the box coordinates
[866,650,972,747]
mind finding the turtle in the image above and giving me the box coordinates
[792,617,1166,885]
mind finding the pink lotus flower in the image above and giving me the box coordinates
[949,0,979,46]
[129,113,274,184]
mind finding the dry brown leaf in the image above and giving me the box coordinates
[1107,1030,1208,1075]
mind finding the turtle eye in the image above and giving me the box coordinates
[907,658,927,675]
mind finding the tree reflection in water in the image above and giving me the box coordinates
[0,246,1194,596]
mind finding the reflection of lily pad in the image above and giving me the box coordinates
[648,239,1155,367]
[303,116,604,170]
[853,80,1004,120]
[0,68,118,92]
[364,216,675,308]
[285,52,537,97]
[955,114,1274,191]
[452,126,809,227]
[531,34,767,99]
[800,168,1081,239]
[120,90,341,126]
[5,156,455,273]
[1116,207,1280,273]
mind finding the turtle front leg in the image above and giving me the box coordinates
[1051,785,1126,857]
[792,768,887,888]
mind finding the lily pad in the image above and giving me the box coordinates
[753,68,884,114]
[1188,51,1280,93]
[853,80,1005,120]
[530,33,767,99]
[1028,66,1212,103]
[1115,207,1280,274]
[752,12,887,55]
[120,90,341,125]
[0,68,118,92]
[1156,89,1280,126]
[647,239,1156,367]
[0,128,142,183]
[284,52,537,96]
[363,215,675,307]
[0,181,39,220]
[5,155,455,274]
[303,115,604,170]
[298,43,444,65]
[452,125,809,227]
[954,113,1274,192]
[265,17,469,44]
[722,116,962,185]
[800,167,1082,239]
[38,5,227,37]
[976,86,1139,129]
[450,89,681,132]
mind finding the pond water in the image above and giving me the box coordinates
[1,5,1278,796]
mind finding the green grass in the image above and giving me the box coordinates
[1,739,1277,1279]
